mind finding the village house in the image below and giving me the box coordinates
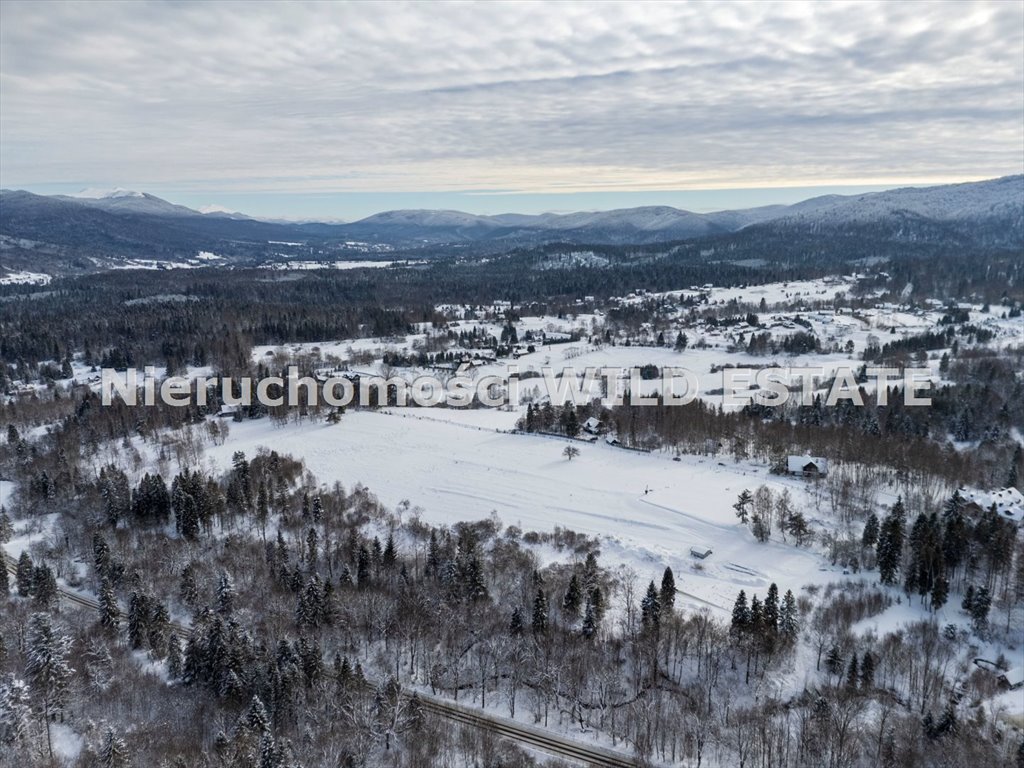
[787,455,828,478]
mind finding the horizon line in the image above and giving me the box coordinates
[5,173,1020,223]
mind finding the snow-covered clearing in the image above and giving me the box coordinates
[50,722,85,764]
[0,270,51,285]
[0,479,14,509]
[259,259,414,271]
[196,410,836,615]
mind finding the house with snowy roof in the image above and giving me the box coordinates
[787,455,828,478]
[960,486,1023,524]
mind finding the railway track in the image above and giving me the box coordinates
[413,692,639,767]
[3,553,640,766]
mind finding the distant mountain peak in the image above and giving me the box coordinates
[71,187,145,200]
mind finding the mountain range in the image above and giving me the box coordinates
[1,175,1021,275]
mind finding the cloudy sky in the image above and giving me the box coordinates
[1,0,1021,219]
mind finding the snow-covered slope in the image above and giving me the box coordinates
[358,209,500,229]
[343,176,1022,244]
[778,176,1023,227]
[57,188,200,217]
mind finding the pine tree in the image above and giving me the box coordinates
[99,578,119,631]
[860,651,875,689]
[356,544,370,588]
[382,533,397,571]
[531,589,548,635]
[941,702,959,736]
[904,514,926,596]
[0,555,8,596]
[564,407,580,438]
[931,573,949,611]
[147,603,169,657]
[426,530,440,576]
[0,674,31,749]
[462,553,488,603]
[659,567,676,615]
[0,509,13,543]
[590,586,605,622]
[733,490,753,524]
[877,497,906,586]
[862,513,879,549]
[969,585,992,634]
[127,591,148,649]
[780,589,800,644]
[845,654,859,688]
[582,551,599,590]
[167,634,183,680]
[581,599,598,638]
[749,594,764,637]
[258,732,278,768]
[93,533,111,579]
[334,653,352,690]
[763,583,780,639]
[31,565,57,609]
[15,552,33,597]
[562,574,582,617]
[298,636,324,688]
[177,491,200,540]
[216,571,235,615]
[180,563,200,608]
[786,510,812,546]
[297,575,323,629]
[98,726,129,768]
[640,581,661,633]
[321,580,336,625]
[244,693,272,734]
[509,607,523,636]
[306,527,319,568]
[26,613,74,763]
[730,590,751,642]
[824,644,844,681]
[1007,444,1021,489]
[961,581,976,615]
[256,480,269,538]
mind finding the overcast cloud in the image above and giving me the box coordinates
[1,0,1021,216]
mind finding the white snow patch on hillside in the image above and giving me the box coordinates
[0,480,14,509]
[50,722,85,763]
[0,270,51,285]
[70,187,143,199]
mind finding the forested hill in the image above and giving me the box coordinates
[1,176,1020,276]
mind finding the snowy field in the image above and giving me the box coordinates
[195,410,834,615]
[258,259,412,271]
[0,270,52,285]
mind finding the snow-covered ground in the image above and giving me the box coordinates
[195,410,833,615]
[50,722,85,764]
[246,277,1022,414]
[0,270,52,285]
[258,259,413,271]
[0,479,14,509]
